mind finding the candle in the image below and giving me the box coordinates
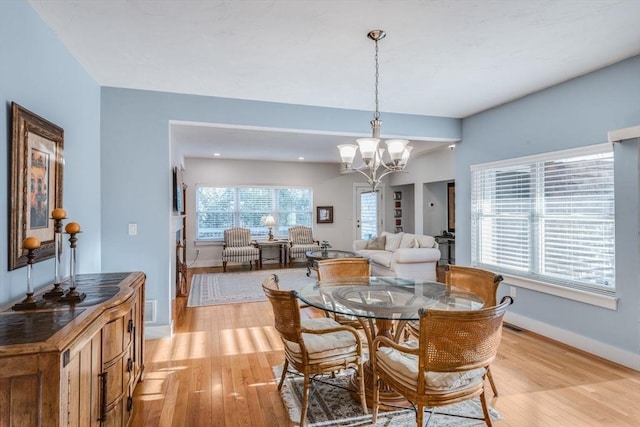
[65,222,81,233]
[23,236,41,250]
[51,208,67,220]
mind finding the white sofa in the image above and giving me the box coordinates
[353,231,440,281]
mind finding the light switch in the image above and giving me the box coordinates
[128,223,137,236]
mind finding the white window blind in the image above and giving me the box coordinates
[471,143,615,295]
[196,186,312,240]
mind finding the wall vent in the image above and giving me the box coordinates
[503,323,525,333]
[145,300,157,323]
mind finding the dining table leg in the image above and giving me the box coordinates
[349,318,411,409]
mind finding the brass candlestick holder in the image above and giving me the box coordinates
[12,237,46,311]
[44,208,67,299]
[58,222,86,303]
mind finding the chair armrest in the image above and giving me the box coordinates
[372,334,419,356]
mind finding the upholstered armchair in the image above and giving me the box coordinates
[222,227,260,272]
[287,226,320,266]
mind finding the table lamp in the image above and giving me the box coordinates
[264,215,276,241]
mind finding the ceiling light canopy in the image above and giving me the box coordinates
[338,30,411,191]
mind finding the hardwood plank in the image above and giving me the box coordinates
[133,265,640,426]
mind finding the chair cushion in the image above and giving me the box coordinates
[283,317,358,360]
[368,251,393,268]
[376,341,486,392]
[290,244,321,257]
[366,235,386,250]
[222,246,259,262]
[222,246,259,256]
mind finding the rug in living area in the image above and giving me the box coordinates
[187,268,317,307]
[274,366,501,427]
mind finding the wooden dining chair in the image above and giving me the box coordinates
[262,274,368,426]
[371,296,513,427]
[396,264,506,396]
[315,257,373,344]
[316,257,370,283]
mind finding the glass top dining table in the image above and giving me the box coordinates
[294,276,485,408]
[295,276,484,322]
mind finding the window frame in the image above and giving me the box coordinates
[194,185,314,242]
[470,143,617,309]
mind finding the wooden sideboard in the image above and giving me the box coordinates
[0,272,145,426]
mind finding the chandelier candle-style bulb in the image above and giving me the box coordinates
[59,222,86,303]
[12,237,46,310]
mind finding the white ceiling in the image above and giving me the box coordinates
[28,0,640,163]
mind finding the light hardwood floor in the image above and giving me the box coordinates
[131,265,640,426]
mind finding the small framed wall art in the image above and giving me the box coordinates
[317,206,334,224]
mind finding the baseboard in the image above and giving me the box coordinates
[145,322,173,340]
[191,259,221,268]
[505,312,640,371]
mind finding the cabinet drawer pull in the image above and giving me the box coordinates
[98,372,108,422]
[127,396,133,412]
[128,319,134,333]
[127,358,134,372]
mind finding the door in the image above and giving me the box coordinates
[355,184,383,239]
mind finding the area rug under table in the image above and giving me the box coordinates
[274,366,501,427]
[187,268,316,307]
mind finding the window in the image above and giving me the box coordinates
[196,186,313,240]
[471,143,615,295]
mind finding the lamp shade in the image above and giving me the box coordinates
[337,144,358,167]
[356,138,380,162]
[386,139,409,162]
[399,145,413,166]
[264,215,276,227]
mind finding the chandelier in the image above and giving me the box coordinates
[338,30,412,191]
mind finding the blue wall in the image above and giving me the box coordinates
[0,0,101,304]
[100,88,461,331]
[457,57,640,365]
[5,0,637,367]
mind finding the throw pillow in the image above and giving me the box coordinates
[366,235,386,250]
[399,233,416,248]
[414,235,436,248]
[383,231,403,251]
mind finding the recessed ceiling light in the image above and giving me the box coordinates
[298,156,305,161]
[213,153,221,157]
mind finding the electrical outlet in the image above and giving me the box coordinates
[128,223,137,236]
[510,287,517,298]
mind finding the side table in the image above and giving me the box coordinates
[435,235,455,264]
[254,240,289,268]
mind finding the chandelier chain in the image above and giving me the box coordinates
[374,38,380,120]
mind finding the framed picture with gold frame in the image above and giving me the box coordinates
[9,103,64,270]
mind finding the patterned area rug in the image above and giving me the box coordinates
[187,268,316,307]
[274,366,501,427]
